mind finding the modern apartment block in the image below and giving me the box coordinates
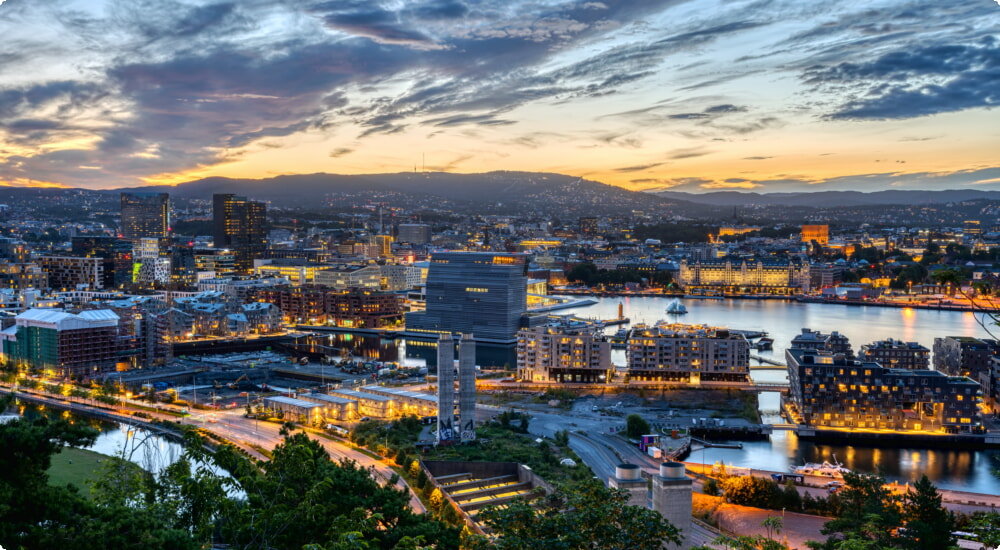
[790,327,855,359]
[406,252,528,343]
[250,285,403,328]
[933,336,994,379]
[120,192,169,239]
[677,257,810,294]
[786,348,982,433]
[212,194,267,275]
[626,322,750,383]
[516,320,611,383]
[858,338,930,370]
[36,256,104,291]
[0,308,132,378]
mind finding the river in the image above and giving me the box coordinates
[552,295,1000,494]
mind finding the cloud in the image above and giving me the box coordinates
[329,147,354,158]
[614,162,664,172]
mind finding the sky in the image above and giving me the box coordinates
[0,0,998,194]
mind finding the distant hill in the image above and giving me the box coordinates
[117,171,689,215]
[652,189,1000,207]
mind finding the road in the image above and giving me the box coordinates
[2,386,426,513]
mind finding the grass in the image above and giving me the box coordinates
[47,446,108,497]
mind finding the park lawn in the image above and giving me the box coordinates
[48,446,108,497]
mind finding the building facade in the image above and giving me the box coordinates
[406,252,528,342]
[1,308,132,378]
[397,224,432,245]
[516,321,611,383]
[212,194,267,275]
[790,328,855,359]
[933,336,994,379]
[678,258,810,294]
[121,192,169,239]
[787,348,982,433]
[858,338,930,370]
[626,323,751,383]
[36,256,104,291]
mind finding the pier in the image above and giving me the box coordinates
[751,354,785,366]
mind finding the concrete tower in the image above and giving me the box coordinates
[458,333,477,441]
[436,334,455,442]
[608,464,646,507]
[652,462,693,550]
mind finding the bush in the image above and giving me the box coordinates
[703,478,720,497]
[722,476,782,509]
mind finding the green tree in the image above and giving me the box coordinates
[807,472,901,550]
[468,480,682,550]
[899,475,954,550]
[625,414,651,438]
[967,511,1000,549]
[215,427,460,550]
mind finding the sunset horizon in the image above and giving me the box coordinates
[1,0,997,193]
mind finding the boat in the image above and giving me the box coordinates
[666,299,688,315]
[754,337,774,351]
[793,457,851,479]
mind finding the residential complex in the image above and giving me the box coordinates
[626,323,750,383]
[516,320,611,383]
[858,338,930,370]
[786,347,982,433]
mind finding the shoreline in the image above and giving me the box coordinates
[549,290,999,314]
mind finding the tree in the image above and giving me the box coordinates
[625,413,650,438]
[215,428,460,550]
[807,472,900,550]
[966,511,1000,550]
[722,476,782,509]
[468,480,682,550]
[899,475,954,550]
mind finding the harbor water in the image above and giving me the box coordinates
[554,295,1000,494]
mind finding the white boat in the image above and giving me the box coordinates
[666,298,688,315]
[793,457,851,479]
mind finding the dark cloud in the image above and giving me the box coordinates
[744,156,773,160]
[614,162,664,172]
[329,147,354,157]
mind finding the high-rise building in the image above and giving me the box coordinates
[121,192,169,239]
[397,224,432,245]
[213,194,267,275]
[405,252,527,342]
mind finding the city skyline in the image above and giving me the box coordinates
[0,0,997,193]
